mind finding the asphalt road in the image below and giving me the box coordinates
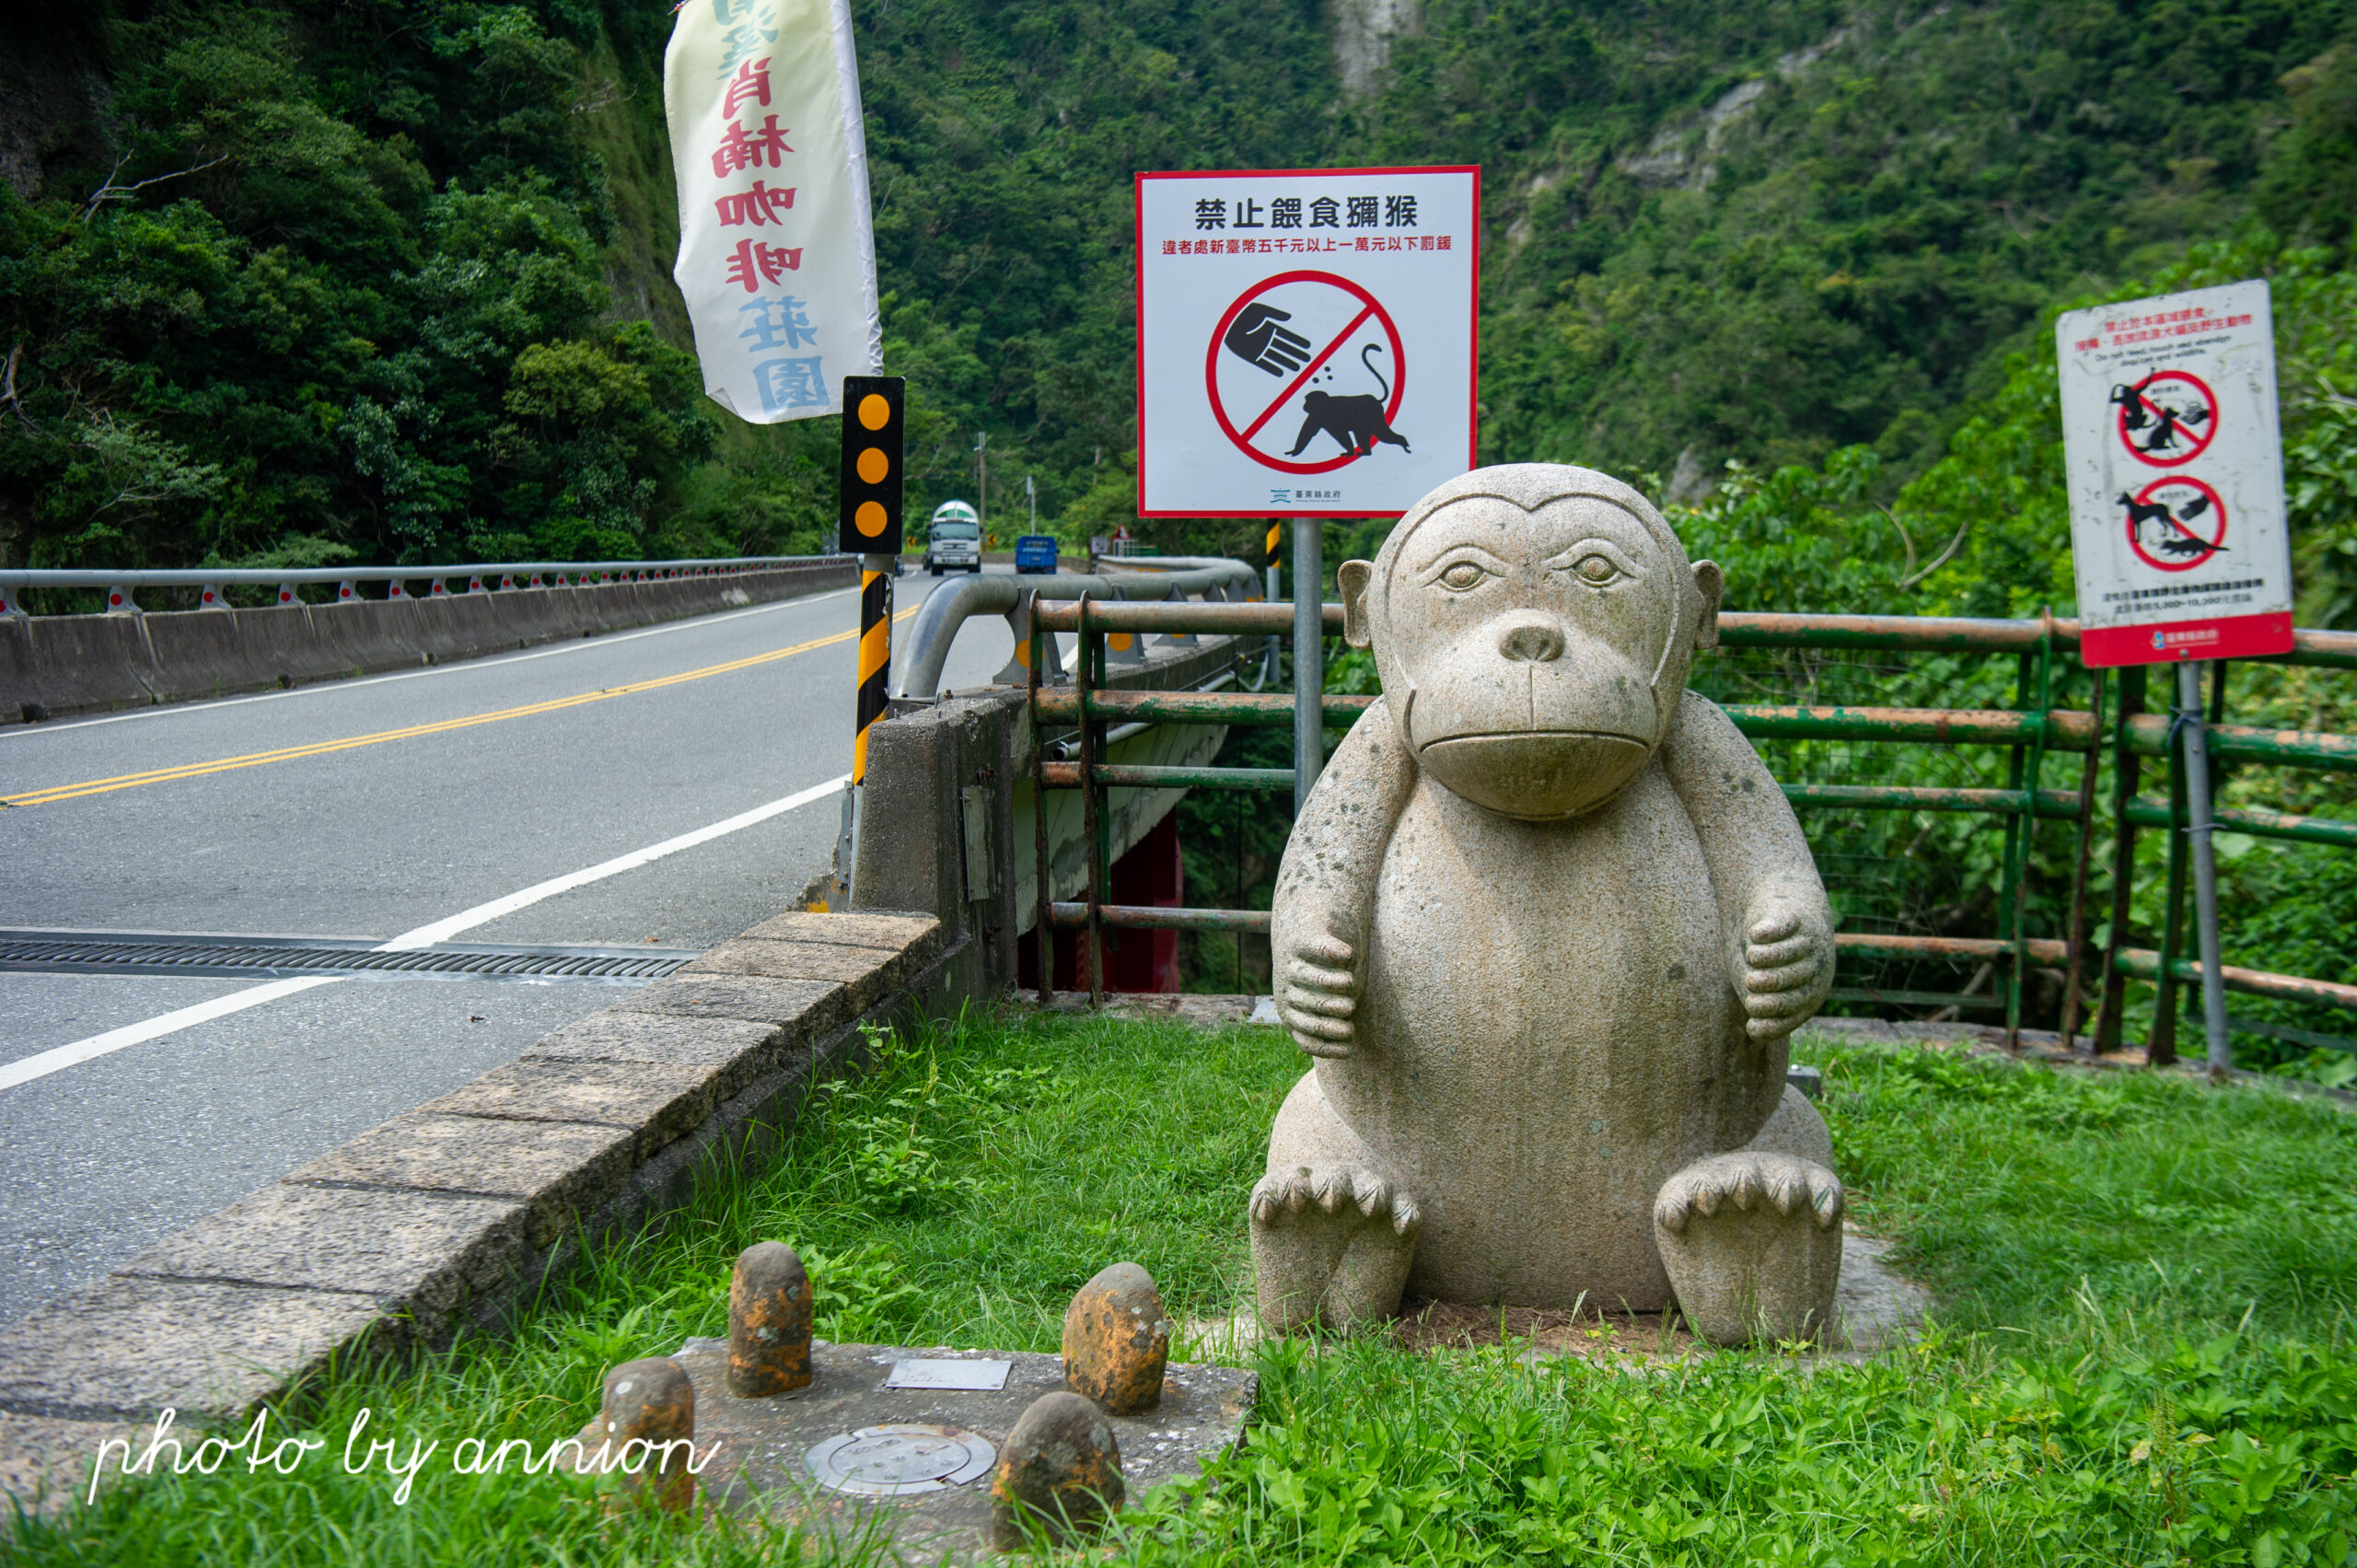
[0,570,1019,1325]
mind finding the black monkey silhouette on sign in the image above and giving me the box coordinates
[1285,345,1411,459]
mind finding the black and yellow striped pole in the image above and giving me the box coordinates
[840,374,905,811]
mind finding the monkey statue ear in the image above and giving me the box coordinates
[1339,560,1376,649]
[1689,560,1724,651]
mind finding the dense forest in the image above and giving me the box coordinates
[3,0,2351,581]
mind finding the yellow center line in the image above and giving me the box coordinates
[4,605,922,808]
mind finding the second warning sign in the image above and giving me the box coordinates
[1136,166,1479,518]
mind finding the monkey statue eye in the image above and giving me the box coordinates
[1573,553,1620,586]
[1438,561,1488,591]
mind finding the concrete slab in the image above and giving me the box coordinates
[674,1337,1256,1561]
[417,1059,719,1156]
[522,1012,786,1101]
[613,974,851,1037]
[113,1185,527,1343]
[740,912,942,958]
[681,939,900,1002]
[281,1113,636,1248]
[0,1411,145,1515]
[0,1276,384,1422]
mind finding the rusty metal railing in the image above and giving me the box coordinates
[1026,597,2357,1063]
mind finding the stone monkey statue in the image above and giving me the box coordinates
[1253,463,1845,1345]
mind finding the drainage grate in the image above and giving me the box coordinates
[0,929,702,983]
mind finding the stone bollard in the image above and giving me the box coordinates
[990,1390,1124,1550]
[727,1241,814,1397]
[592,1356,698,1514]
[1062,1261,1170,1415]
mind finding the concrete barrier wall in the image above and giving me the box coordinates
[0,562,856,725]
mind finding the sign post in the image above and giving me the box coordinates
[2058,280,2291,1079]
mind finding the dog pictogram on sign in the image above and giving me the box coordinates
[2110,369,2218,468]
[1208,273,1410,474]
[1135,166,1479,518]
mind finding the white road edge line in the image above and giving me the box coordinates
[0,585,863,741]
[0,772,852,1093]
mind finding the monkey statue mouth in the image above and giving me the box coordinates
[1415,730,1654,820]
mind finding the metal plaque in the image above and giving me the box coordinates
[886,1358,1011,1391]
[805,1424,996,1497]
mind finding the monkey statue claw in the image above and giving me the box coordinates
[1653,1151,1844,1345]
[1249,463,1840,1346]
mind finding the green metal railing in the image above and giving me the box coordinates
[1026,595,2357,1063]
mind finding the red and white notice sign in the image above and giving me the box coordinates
[1135,167,1479,518]
[2057,281,2292,667]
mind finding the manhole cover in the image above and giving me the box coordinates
[805,1424,996,1497]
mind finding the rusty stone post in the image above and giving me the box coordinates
[595,1356,698,1515]
[990,1390,1124,1549]
[1062,1261,1170,1415]
[727,1241,814,1397]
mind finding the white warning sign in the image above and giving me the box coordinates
[1135,167,1479,518]
[2057,280,2293,667]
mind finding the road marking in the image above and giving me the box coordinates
[0,772,853,1092]
[4,605,917,807]
[0,586,864,742]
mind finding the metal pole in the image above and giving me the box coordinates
[1028,598,1053,1005]
[1262,519,1282,688]
[1292,518,1324,813]
[2177,659,2232,1081]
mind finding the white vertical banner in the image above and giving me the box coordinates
[666,0,882,423]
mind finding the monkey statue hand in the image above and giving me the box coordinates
[1738,895,1833,1042]
[1276,923,1361,1059]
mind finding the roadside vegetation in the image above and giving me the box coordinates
[10,1007,2357,1564]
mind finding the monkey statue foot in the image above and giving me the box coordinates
[1653,1152,1843,1347]
[1248,1166,1421,1334]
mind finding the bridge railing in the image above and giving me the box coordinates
[0,556,845,615]
[1025,596,2357,1070]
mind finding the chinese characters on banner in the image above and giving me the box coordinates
[2055,281,2293,667]
[1136,167,1479,518]
[665,0,880,423]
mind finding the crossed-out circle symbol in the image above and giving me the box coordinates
[2123,475,2228,573]
[2115,369,2218,470]
[1206,272,1406,475]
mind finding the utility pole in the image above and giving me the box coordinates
[973,431,988,539]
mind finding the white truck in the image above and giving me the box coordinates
[923,500,982,575]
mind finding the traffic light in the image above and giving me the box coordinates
[837,376,905,555]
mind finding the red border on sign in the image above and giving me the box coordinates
[2082,611,2293,668]
[1133,165,1482,519]
[2118,369,2218,470]
[2123,475,2227,573]
[1204,272,1406,474]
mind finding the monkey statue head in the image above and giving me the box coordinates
[1337,463,1725,821]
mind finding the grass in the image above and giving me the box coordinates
[9,1009,2357,1565]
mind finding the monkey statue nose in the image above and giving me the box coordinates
[1496,614,1566,663]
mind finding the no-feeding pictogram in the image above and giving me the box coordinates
[1208,273,1409,475]
[2120,475,2227,573]
[2111,369,2218,468]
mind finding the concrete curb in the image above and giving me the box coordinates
[0,912,966,1494]
[1,562,856,726]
